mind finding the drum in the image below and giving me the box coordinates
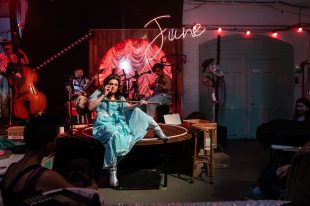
[66,97,88,125]
[73,124,89,136]
[67,101,78,116]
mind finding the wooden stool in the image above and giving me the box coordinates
[191,122,217,183]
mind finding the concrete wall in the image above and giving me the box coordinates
[182,2,310,118]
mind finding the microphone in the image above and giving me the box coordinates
[140,70,152,75]
[131,70,140,78]
[130,70,152,79]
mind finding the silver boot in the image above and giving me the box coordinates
[109,165,119,187]
[150,120,168,140]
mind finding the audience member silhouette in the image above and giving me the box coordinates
[257,97,310,149]
[249,98,310,200]
[286,142,310,202]
[0,115,73,205]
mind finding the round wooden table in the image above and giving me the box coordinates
[81,123,192,145]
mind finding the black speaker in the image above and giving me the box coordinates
[53,136,105,181]
[156,104,170,123]
[184,111,207,120]
[217,125,228,148]
[118,169,161,190]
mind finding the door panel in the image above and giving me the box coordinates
[217,55,247,138]
[247,56,294,138]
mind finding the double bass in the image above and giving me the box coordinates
[11,65,47,119]
[5,40,47,119]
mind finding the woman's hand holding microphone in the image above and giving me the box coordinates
[104,85,111,96]
[99,85,111,102]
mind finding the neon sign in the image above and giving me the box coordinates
[144,15,206,61]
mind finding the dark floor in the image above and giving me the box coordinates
[0,125,270,205]
[99,139,269,204]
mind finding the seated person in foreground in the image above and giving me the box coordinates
[248,141,310,200]
[88,74,167,187]
[0,115,74,205]
[286,141,310,202]
[256,97,310,149]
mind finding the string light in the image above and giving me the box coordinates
[297,27,303,32]
[180,23,309,39]
[271,32,278,38]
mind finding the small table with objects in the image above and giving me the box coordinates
[183,119,217,183]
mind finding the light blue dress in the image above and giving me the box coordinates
[89,89,153,168]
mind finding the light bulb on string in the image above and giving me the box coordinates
[245,30,251,36]
[297,27,303,32]
[271,32,278,38]
[217,28,222,34]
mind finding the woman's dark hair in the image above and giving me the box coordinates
[103,74,122,99]
[294,97,310,120]
[151,63,164,72]
[23,115,58,151]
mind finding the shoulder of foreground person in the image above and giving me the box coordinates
[37,169,73,191]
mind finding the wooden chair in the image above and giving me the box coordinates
[285,143,310,201]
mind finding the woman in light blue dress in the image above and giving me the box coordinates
[88,74,167,187]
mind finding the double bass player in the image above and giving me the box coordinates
[0,39,29,126]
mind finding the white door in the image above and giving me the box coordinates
[199,35,294,139]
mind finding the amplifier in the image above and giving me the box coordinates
[7,126,25,140]
[118,169,161,190]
